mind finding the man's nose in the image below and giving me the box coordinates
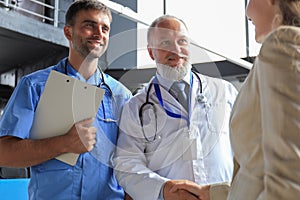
[168,42,182,54]
[93,26,103,38]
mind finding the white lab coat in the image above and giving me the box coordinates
[114,72,238,200]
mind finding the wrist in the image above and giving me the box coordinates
[54,134,70,154]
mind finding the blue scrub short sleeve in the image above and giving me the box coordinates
[0,77,39,139]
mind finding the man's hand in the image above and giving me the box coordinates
[163,180,200,200]
[65,118,97,153]
[168,180,210,200]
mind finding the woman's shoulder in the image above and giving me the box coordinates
[258,26,300,69]
[260,26,300,54]
[264,26,300,43]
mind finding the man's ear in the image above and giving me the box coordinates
[147,45,155,60]
[64,26,72,41]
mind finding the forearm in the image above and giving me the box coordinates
[0,118,96,168]
[0,135,69,168]
[115,166,167,200]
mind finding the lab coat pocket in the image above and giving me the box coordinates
[205,102,230,133]
[198,102,231,158]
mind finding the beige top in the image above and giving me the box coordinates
[221,26,300,200]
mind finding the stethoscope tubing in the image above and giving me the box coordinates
[63,59,113,95]
[139,70,202,142]
[62,59,117,122]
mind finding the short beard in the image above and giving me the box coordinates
[72,37,106,59]
[156,62,191,81]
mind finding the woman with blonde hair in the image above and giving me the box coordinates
[228,0,300,199]
[168,0,300,199]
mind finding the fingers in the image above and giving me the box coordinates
[166,180,210,200]
[66,118,97,153]
[164,189,198,200]
[169,180,199,193]
[177,190,199,200]
[169,181,188,192]
[79,125,97,152]
[79,127,97,151]
[86,127,97,151]
[164,180,199,200]
[76,118,96,151]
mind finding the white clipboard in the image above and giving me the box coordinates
[30,70,104,166]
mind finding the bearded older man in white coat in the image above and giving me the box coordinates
[114,15,238,200]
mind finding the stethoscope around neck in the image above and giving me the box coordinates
[139,70,206,142]
[63,59,117,123]
[63,59,113,95]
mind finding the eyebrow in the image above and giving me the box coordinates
[81,19,110,29]
[81,19,97,24]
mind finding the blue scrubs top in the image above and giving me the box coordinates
[0,58,132,200]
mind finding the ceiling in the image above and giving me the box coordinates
[0,27,67,74]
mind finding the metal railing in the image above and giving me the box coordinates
[0,0,62,27]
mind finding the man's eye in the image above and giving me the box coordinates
[179,39,188,45]
[160,41,170,46]
[86,23,94,28]
[102,26,109,33]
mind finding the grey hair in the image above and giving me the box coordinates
[147,15,188,44]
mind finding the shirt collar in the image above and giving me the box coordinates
[66,62,101,86]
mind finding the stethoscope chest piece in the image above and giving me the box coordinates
[196,94,207,103]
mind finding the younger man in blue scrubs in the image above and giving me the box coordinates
[0,0,131,199]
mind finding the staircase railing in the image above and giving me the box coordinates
[0,0,61,27]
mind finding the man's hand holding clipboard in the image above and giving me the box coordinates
[30,70,104,166]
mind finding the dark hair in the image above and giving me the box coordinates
[279,0,300,27]
[65,0,112,26]
[147,15,188,44]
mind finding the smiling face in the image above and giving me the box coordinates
[147,18,190,68]
[65,9,110,59]
[246,0,280,43]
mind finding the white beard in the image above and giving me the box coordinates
[156,62,191,81]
